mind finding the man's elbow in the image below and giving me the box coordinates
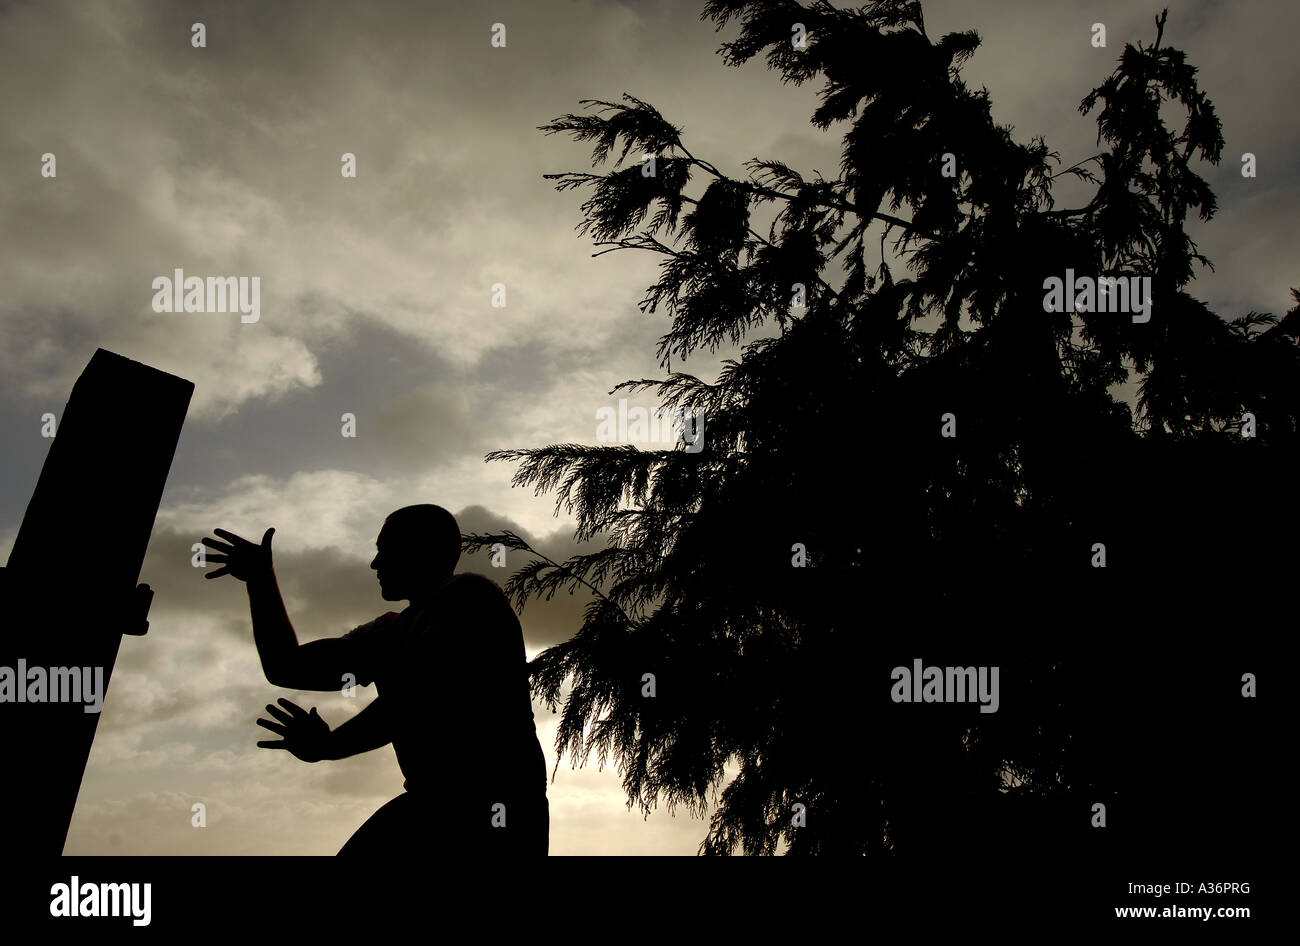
[265,660,338,691]
[262,660,298,689]
[263,639,351,690]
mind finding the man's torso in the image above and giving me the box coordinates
[343,573,547,801]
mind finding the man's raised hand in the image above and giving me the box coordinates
[202,527,275,583]
[256,698,331,763]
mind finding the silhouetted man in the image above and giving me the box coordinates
[203,504,548,856]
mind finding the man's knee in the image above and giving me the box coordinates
[338,793,421,856]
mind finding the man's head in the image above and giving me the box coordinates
[370,504,461,601]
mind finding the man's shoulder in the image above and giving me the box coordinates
[442,573,520,628]
[343,610,403,640]
[444,572,507,600]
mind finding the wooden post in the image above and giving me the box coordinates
[0,349,192,854]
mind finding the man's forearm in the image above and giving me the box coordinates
[327,697,393,760]
[246,569,300,685]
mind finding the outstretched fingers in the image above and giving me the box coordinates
[201,534,237,580]
[264,702,295,725]
[201,536,236,554]
[276,698,309,718]
[213,528,252,547]
[257,716,289,737]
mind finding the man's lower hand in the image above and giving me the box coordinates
[257,698,331,763]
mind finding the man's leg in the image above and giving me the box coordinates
[337,792,418,856]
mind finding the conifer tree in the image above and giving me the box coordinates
[468,1,1297,855]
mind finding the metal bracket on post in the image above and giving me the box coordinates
[122,583,153,636]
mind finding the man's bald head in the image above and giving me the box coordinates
[370,504,462,602]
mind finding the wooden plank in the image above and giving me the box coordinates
[1,349,193,854]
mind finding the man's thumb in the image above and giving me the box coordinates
[262,527,275,546]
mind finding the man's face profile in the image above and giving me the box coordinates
[372,522,424,601]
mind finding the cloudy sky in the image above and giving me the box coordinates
[1,0,1295,855]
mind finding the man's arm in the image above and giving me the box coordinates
[245,570,360,690]
[204,527,360,690]
[325,697,394,760]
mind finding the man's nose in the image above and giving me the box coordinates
[370,556,379,570]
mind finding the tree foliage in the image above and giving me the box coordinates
[471,1,1297,855]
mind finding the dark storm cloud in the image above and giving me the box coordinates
[456,504,599,649]
[139,526,387,638]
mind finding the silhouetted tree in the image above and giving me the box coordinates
[470,1,1297,856]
